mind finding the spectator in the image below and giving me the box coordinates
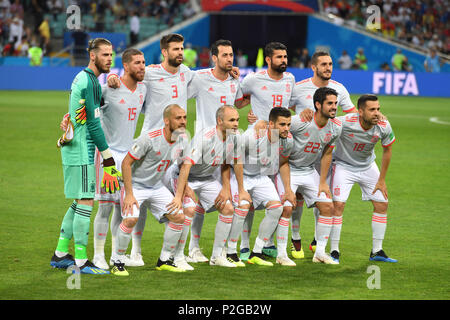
[130,11,140,46]
[10,0,24,19]
[353,47,368,70]
[236,49,248,68]
[183,43,197,68]
[424,49,443,73]
[28,37,43,66]
[401,56,412,72]
[14,35,29,56]
[298,48,311,69]
[8,15,23,47]
[38,16,50,55]
[47,0,63,20]
[338,49,352,70]
[379,62,391,71]
[182,3,195,19]
[391,48,406,71]
[198,46,210,68]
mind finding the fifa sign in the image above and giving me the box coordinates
[372,72,419,96]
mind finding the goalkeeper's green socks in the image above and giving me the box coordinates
[55,201,77,257]
[73,204,93,266]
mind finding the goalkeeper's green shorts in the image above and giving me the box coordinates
[63,164,96,199]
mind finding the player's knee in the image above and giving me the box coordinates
[221,203,234,216]
[281,206,292,218]
[183,206,195,218]
[333,201,346,216]
[169,212,185,224]
[373,201,388,214]
[122,217,138,229]
[238,200,251,211]
[317,202,334,216]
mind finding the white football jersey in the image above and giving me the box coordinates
[289,114,343,174]
[334,114,396,170]
[188,68,243,133]
[128,128,187,189]
[141,63,194,131]
[242,127,293,177]
[290,77,354,114]
[100,81,146,152]
[241,70,295,122]
[184,126,241,180]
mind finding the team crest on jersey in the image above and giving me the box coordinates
[324,133,332,143]
[334,187,340,196]
[286,83,291,93]
[371,135,380,143]
[230,84,236,93]
[180,73,185,82]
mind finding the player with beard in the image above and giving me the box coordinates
[273,87,342,264]
[51,38,120,275]
[239,42,295,261]
[89,48,147,270]
[182,39,249,263]
[287,51,357,259]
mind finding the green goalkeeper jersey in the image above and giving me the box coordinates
[61,68,109,166]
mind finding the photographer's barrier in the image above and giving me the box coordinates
[0,66,448,97]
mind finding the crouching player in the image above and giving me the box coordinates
[114,104,189,275]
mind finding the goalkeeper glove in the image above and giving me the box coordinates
[101,157,122,194]
[75,99,87,125]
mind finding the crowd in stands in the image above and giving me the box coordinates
[322,0,449,56]
[0,0,194,61]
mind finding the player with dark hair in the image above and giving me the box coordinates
[329,94,396,263]
[239,41,295,260]
[51,38,120,275]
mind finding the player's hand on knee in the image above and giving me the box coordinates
[318,182,332,199]
[372,180,388,200]
[123,194,139,217]
[166,197,183,215]
[183,186,197,203]
[107,74,120,89]
[283,189,297,209]
[238,189,252,208]
[215,188,231,211]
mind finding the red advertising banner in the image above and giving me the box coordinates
[202,0,319,13]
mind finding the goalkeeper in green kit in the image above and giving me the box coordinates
[51,38,121,275]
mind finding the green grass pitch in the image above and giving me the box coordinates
[0,90,449,300]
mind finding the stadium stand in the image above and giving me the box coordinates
[322,0,449,56]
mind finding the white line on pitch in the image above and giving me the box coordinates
[429,117,450,125]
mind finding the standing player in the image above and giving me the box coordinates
[273,87,342,264]
[184,39,248,262]
[227,107,296,267]
[329,94,396,263]
[91,48,147,270]
[171,105,252,267]
[239,42,296,259]
[288,51,356,258]
[50,38,121,274]
[114,104,189,275]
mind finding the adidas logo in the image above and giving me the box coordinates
[159,78,164,82]
[261,86,268,91]
[304,132,310,137]
[349,133,354,138]
[156,151,161,155]
[119,99,125,104]
[208,87,214,92]
[306,94,312,99]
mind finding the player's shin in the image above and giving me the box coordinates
[240,209,255,250]
[291,200,304,240]
[211,214,233,259]
[253,204,283,253]
[110,203,123,254]
[227,204,250,254]
[93,201,114,256]
[276,217,290,257]
[131,208,147,256]
[160,220,183,261]
[330,215,343,253]
[372,212,387,252]
[174,215,193,260]
[189,205,205,253]
[55,201,77,256]
[315,214,333,256]
[73,204,93,266]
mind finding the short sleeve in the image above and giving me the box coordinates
[381,121,396,147]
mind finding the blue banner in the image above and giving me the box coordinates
[0,66,448,97]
